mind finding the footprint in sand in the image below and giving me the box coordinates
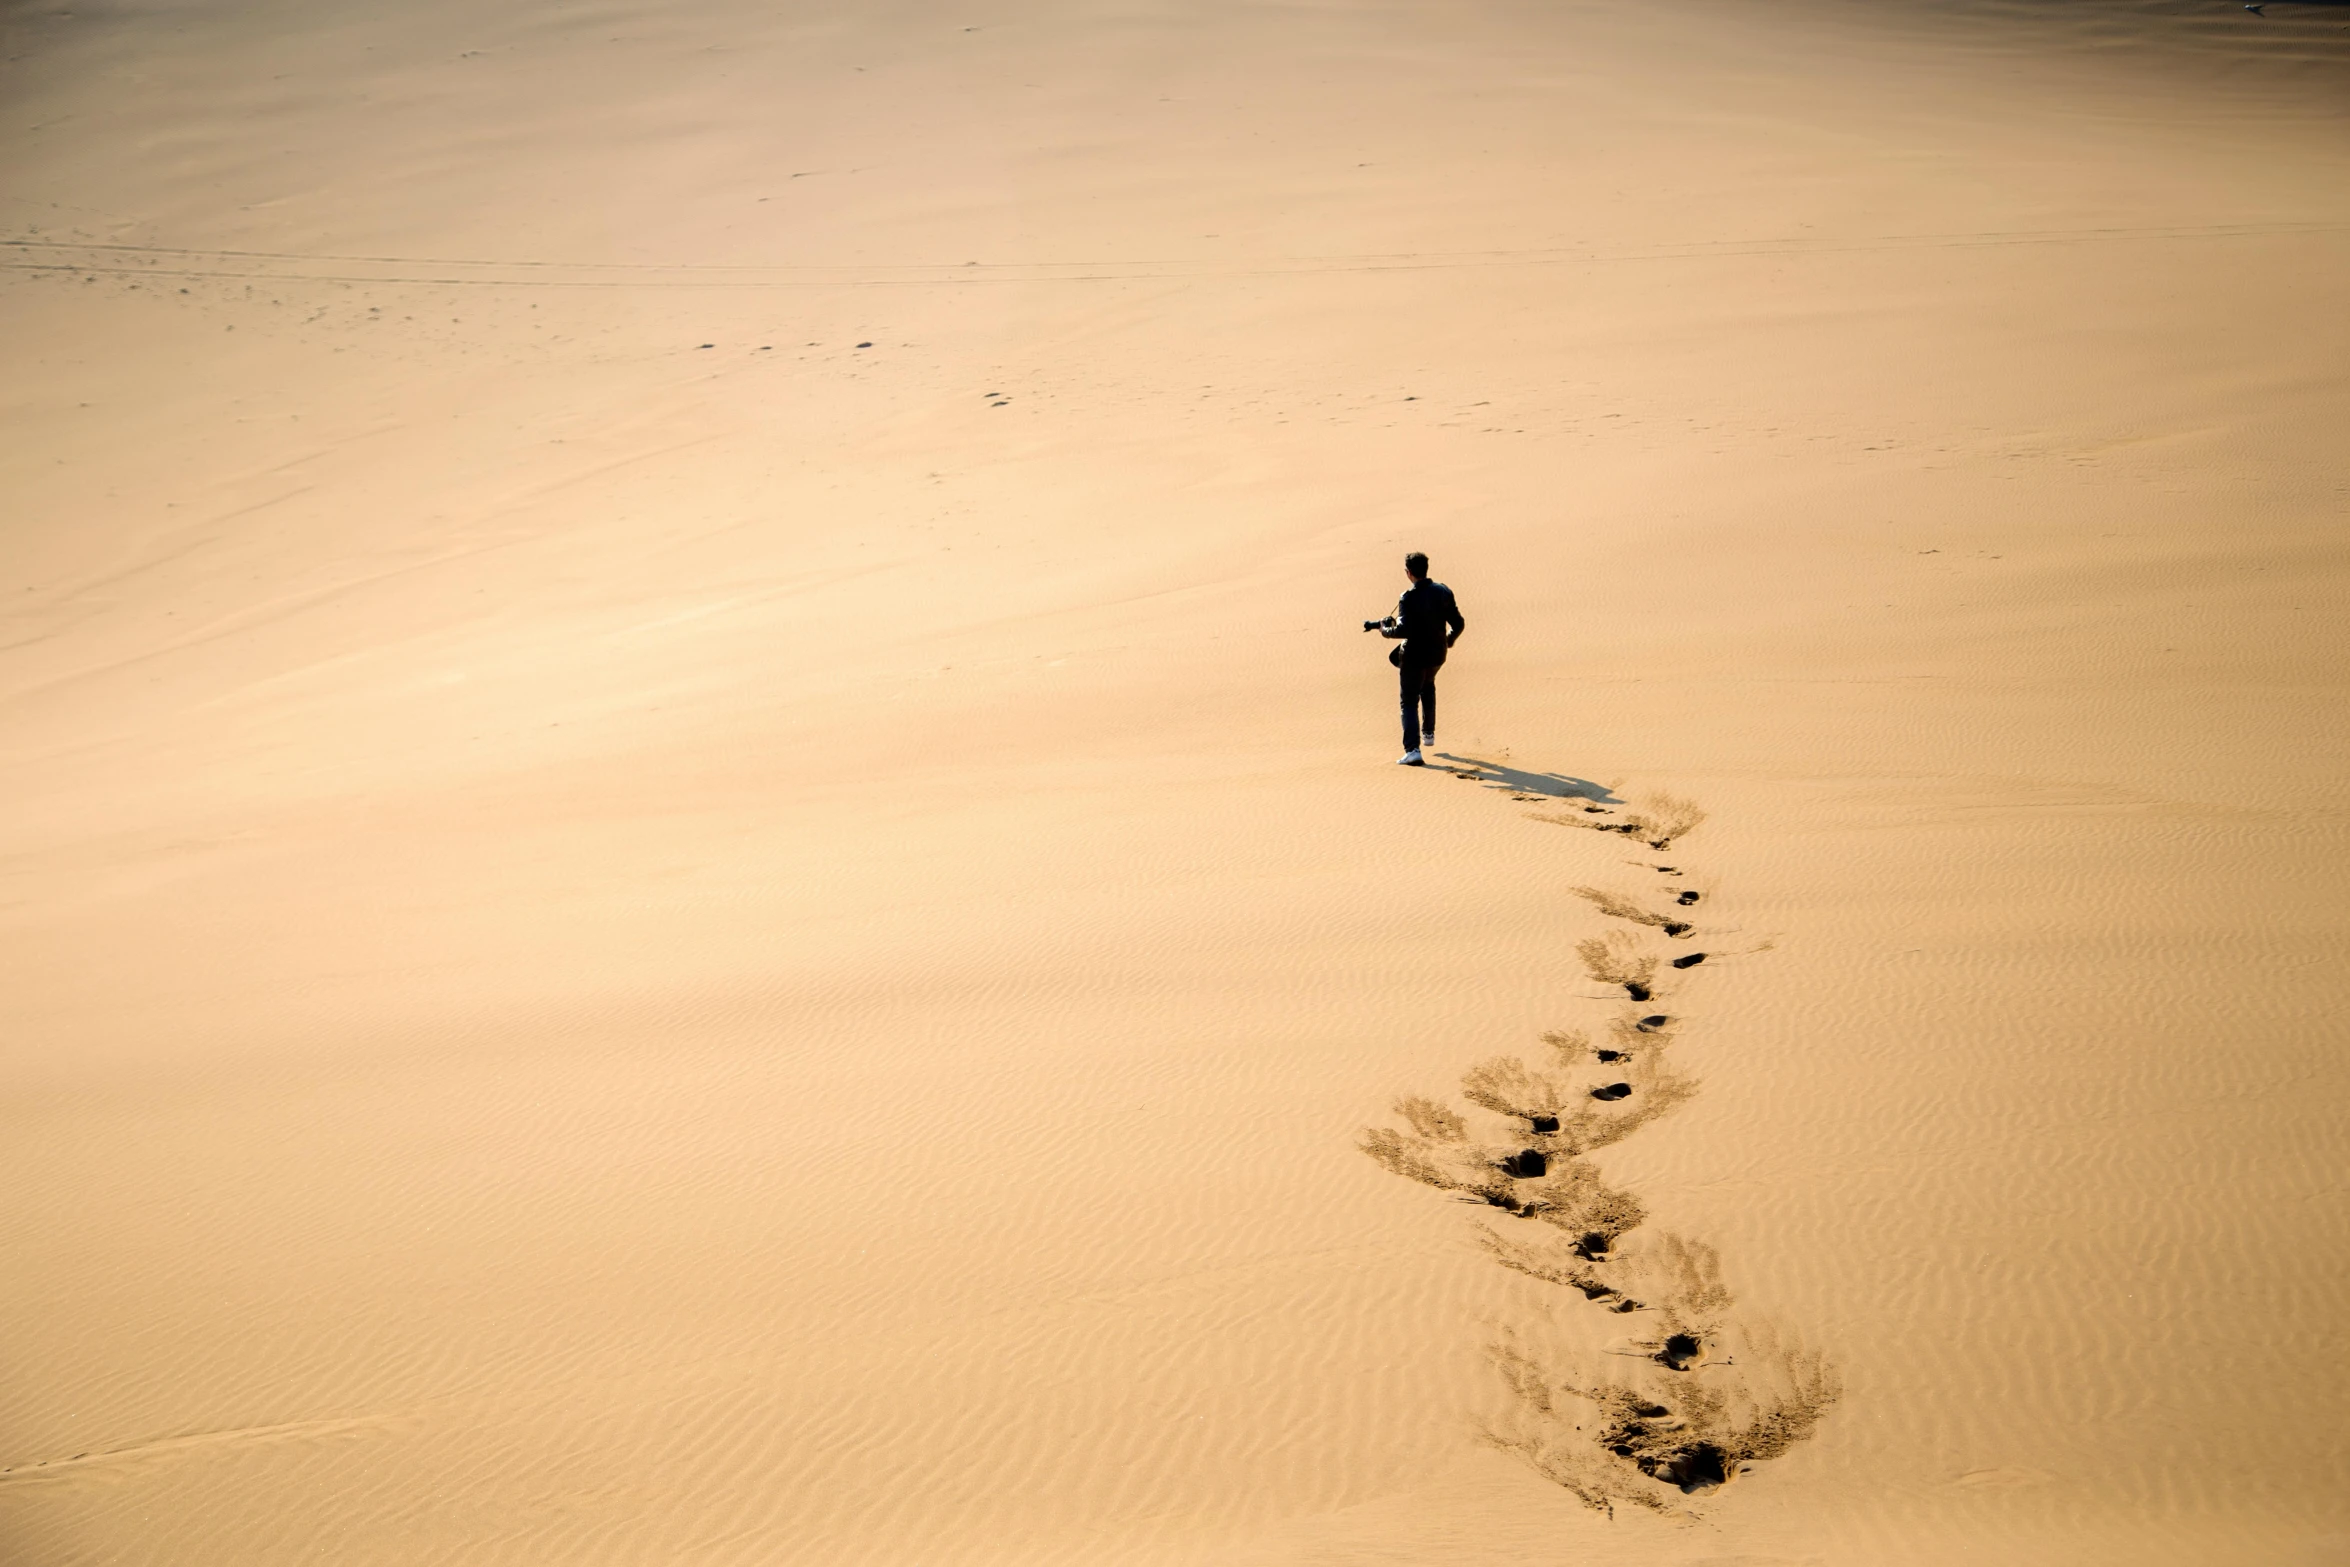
[1658,1331,1709,1371]
[1607,1330,1713,1372]
[1362,783,1835,1515]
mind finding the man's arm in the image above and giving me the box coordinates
[1445,590,1465,648]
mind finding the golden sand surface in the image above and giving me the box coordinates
[3,1,2345,1561]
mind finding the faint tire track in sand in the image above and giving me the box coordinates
[7,220,2345,293]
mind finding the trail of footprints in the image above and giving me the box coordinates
[1361,786,1839,1515]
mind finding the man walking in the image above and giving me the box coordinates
[1364,551,1464,766]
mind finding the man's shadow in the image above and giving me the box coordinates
[1430,754,1618,805]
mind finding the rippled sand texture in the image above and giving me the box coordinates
[3,1,2347,1564]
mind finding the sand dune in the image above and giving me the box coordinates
[4,0,2347,1562]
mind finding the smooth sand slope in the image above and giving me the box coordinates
[4,1,2347,1562]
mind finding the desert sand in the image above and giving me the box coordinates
[4,0,2347,1562]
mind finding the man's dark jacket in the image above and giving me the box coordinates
[1384,579,1465,667]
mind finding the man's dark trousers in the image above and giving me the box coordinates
[1400,659,1439,752]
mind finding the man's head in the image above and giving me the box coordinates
[1403,551,1429,583]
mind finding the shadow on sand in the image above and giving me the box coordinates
[1433,755,1620,805]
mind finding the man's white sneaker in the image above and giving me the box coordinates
[1396,750,1425,766]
